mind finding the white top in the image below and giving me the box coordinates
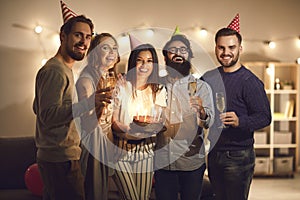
[114,82,167,127]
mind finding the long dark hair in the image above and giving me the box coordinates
[126,43,160,101]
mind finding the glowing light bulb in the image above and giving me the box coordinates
[34,25,43,34]
[146,29,154,37]
[268,41,276,49]
[53,33,60,48]
[198,28,207,37]
[41,58,47,66]
[118,34,129,47]
[266,64,275,77]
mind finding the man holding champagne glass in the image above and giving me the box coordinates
[154,28,215,200]
[201,14,272,200]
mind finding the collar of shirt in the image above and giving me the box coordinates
[166,74,195,85]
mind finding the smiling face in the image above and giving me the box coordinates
[64,22,93,61]
[135,50,154,80]
[166,40,189,64]
[98,36,119,70]
[215,35,242,69]
[164,39,192,77]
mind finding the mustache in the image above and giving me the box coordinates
[75,42,87,50]
[221,54,232,58]
[171,55,186,62]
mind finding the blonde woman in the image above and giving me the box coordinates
[76,33,120,200]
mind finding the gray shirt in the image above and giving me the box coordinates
[155,74,214,171]
[33,58,94,162]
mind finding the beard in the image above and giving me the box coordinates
[217,52,239,68]
[165,55,191,78]
[66,43,86,61]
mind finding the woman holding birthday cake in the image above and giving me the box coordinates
[111,40,166,200]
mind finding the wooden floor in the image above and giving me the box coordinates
[109,171,300,199]
[249,172,300,200]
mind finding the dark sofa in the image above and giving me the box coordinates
[0,136,41,200]
[0,136,213,200]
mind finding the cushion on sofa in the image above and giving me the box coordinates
[0,136,37,189]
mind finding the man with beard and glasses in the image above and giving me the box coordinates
[202,15,271,200]
[33,15,111,200]
[154,31,214,200]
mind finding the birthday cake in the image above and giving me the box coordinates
[129,116,166,135]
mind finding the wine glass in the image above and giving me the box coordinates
[216,92,226,128]
[99,71,116,123]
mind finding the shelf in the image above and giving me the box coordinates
[246,62,299,177]
[266,90,297,94]
[273,113,296,121]
[254,144,297,148]
[273,117,297,121]
[273,144,297,148]
[254,144,270,148]
[273,90,297,94]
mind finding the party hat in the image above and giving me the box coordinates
[227,13,240,33]
[172,26,181,36]
[60,0,77,23]
[128,34,142,50]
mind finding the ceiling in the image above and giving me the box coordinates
[1,0,300,62]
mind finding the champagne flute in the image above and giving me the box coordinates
[99,71,116,123]
[188,81,197,97]
[188,75,197,96]
[188,78,198,114]
[216,92,226,128]
[106,71,116,89]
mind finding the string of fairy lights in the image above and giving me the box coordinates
[31,24,300,65]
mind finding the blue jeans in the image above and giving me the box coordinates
[154,164,206,200]
[208,148,255,200]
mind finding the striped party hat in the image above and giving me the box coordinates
[60,1,77,23]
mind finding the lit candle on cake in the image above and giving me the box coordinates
[133,102,155,123]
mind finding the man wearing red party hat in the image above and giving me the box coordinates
[202,14,271,200]
[33,2,102,199]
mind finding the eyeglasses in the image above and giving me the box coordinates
[167,47,188,54]
[99,44,118,53]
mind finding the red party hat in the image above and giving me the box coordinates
[60,1,77,23]
[128,34,143,50]
[227,13,240,33]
